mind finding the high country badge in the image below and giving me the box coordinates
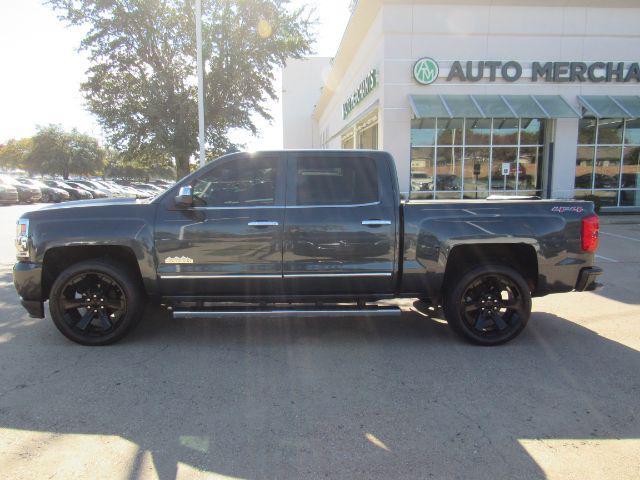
[164,256,194,264]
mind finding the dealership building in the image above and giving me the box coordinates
[282,0,640,211]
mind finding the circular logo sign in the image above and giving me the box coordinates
[414,57,439,85]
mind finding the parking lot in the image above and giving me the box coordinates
[0,204,638,480]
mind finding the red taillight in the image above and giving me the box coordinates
[581,214,600,253]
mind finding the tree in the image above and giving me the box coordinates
[0,138,32,170]
[25,125,105,179]
[104,147,175,180]
[47,0,314,180]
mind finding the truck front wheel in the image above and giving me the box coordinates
[443,264,531,346]
[48,260,145,346]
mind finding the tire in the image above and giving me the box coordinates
[49,259,145,345]
[443,264,531,346]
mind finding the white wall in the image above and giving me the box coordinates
[282,57,331,149]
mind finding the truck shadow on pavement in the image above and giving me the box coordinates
[0,284,639,479]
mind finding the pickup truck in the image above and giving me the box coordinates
[13,150,602,346]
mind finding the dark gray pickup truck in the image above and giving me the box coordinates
[13,150,602,346]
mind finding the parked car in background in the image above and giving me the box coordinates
[18,178,70,203]
[149,179,174,189]
[133,183,165,195]
[43,180,93,200]
[0,175,41,203]
[109,180,154,198]
[67,180,110,198]
[0,182,19,204]
[101,180,148,199]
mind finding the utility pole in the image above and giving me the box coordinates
[195,0,206,167]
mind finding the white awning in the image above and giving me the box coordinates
[410,94,581,119]
[577,95,640,119]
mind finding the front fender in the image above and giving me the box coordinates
[30,212,158,296]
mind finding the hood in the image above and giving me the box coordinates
[35,197,144,211]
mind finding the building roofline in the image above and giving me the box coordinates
[312,0,640,121]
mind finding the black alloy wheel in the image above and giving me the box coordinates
[49,260,144,345]
[58,272,126,336]
[443,264,531,345]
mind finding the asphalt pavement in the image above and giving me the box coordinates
[0,204,639,480]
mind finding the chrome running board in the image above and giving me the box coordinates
[172,306,401,319]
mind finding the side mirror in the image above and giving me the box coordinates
[174,185,193,207]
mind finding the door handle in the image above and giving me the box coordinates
[362,220,392,226]
[248,221,279,227]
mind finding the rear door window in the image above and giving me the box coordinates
[295,156,379,206]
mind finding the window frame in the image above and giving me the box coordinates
[287,152,382,207]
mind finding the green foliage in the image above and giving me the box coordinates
[0,138,32,170]
[104,148,175,180]
[24,125,105,179]
[47,0,314,179]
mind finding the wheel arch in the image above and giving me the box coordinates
[42,245,146,301]
[443,243,539,295]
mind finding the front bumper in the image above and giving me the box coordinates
[13,262,44,318]
[575,266,603,292]
[20,299,44,318]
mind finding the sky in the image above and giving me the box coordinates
[0,0,351,150]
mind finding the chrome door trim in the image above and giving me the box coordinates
[192,205,284,210]
[160,272,392,279]
[283,272,392,278]
[159,274,282,279]
[286,201,381,209]
[248,221,279,227]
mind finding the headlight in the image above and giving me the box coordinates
[16,218,30,259]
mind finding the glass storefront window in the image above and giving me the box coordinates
[491,147,518,190]
[620,190,640,207]
[465,118,491,145]
[411,118,436,146]
[463,147,490,198]
[597,119,624,144]
[625,119,640,145]
[622,147,640,189]
[575,146,595,188]
[436,118,464,145]
[410,146,434,195]
[574,118,640,208]
[518,146,542,191]
[410,118,543,199]
[358,123,378,149]
[521,119,544,145]
[594,146,621,188]
[578,119,597,144]
[492,119,519,145]
[435,146,463,193]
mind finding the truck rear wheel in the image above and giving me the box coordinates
[48,260,144,346]
[443,264,531,346]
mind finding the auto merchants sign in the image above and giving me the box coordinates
[413,58,640,84]
[342,69,378,119]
